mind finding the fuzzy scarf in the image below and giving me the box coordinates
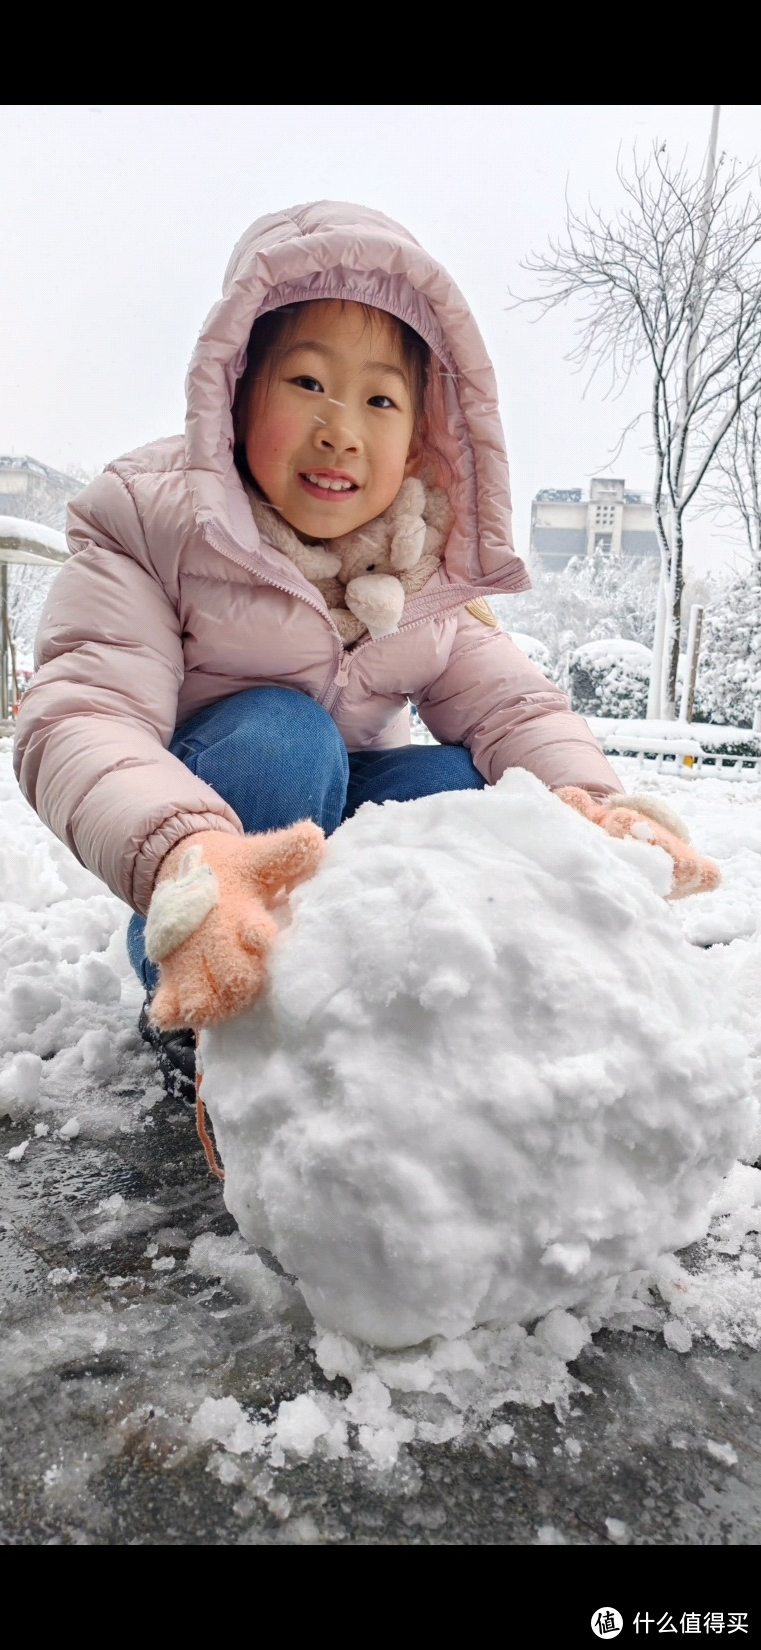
[247,478,452,645]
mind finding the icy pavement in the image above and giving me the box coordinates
[2,739,761,1545]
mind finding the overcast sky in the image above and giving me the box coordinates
[1,105,758,570]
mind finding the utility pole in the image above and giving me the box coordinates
[679,603,704,723]
[648,104,721,719]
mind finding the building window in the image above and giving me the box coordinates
[594,533,613,556]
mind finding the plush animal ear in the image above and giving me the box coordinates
[421,487,454,560]
[390,515,427,571]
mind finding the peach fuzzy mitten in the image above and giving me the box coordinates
[556,788,720,899]
[145,822,326,1030]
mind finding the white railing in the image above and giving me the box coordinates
[599,732,761,779]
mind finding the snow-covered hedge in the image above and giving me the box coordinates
[569,638,653,719]
[695,573,761,728]
[587,717,761,759]
[491,551,659,687]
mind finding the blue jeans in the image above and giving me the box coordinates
[128,686,485,993]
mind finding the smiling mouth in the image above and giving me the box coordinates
[299,471,359,496]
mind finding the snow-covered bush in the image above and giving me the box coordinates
[491,552,658,686]
[569,638,652,718]
[695,571,761,728]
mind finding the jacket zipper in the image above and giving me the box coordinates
[322,609,453,716]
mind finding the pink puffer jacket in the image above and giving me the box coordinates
[14,202,620,914]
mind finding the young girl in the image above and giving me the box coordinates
[14,202,717,1097]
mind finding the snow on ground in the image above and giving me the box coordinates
[2,737,761,1489]
[0,743,156,1141]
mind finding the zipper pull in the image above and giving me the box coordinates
[333,650,351,686]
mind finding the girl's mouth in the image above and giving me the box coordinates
[298,471,360,500]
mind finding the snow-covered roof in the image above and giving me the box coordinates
[0,516,68,564]
[0,454,81,493]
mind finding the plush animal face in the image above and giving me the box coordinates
[339,534,404,586]
[337,478,452,639]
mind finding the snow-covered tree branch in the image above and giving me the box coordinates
[705,397,761,566]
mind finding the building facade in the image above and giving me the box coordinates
[530,477,660,572]
[0,455,82,532]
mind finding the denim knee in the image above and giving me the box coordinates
[172,687,350,836]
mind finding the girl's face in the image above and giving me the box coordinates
[242,301,419,540]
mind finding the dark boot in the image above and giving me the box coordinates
[139,1001,196,1107]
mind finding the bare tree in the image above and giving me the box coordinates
[519,139,761,717]
[706,396,761,566]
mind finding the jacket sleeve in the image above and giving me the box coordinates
[13,470,241,914]
[415,608,623,796]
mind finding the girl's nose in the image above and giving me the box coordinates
[314,407,361,455]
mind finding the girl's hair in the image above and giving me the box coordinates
[232,300,452,493]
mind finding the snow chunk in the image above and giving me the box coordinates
[358,1425,407,1469]
[78,1030,117,1078]
[273,1395,334,1457]
[663,1319,693,1354]
[190,1395,265,1456]
[58,1116,80,1140]
[7,1139,29,1161]
[605,1516,629,1542]
[202,773,754,1348]
[7,978,61,1029]
[705,1439,738,1466]
[312,1329,364,1382]
[0,1052,42,1117]
[532,1309,590,1362]
[709,1162,761,1216]
[76,956,121,1004]
[540,1243,592,1279]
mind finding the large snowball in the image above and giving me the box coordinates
[201,771,754,1349]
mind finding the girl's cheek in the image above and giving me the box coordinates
[247,411,304,473]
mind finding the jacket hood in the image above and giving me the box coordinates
[185,201,529,592]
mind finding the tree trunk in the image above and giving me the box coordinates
[664,516,685,720]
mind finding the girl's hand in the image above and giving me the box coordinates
[145,822,325,1030]
[556,787,721,900]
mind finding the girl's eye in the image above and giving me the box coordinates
[291,375,323,393]
[367,395,395,409]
